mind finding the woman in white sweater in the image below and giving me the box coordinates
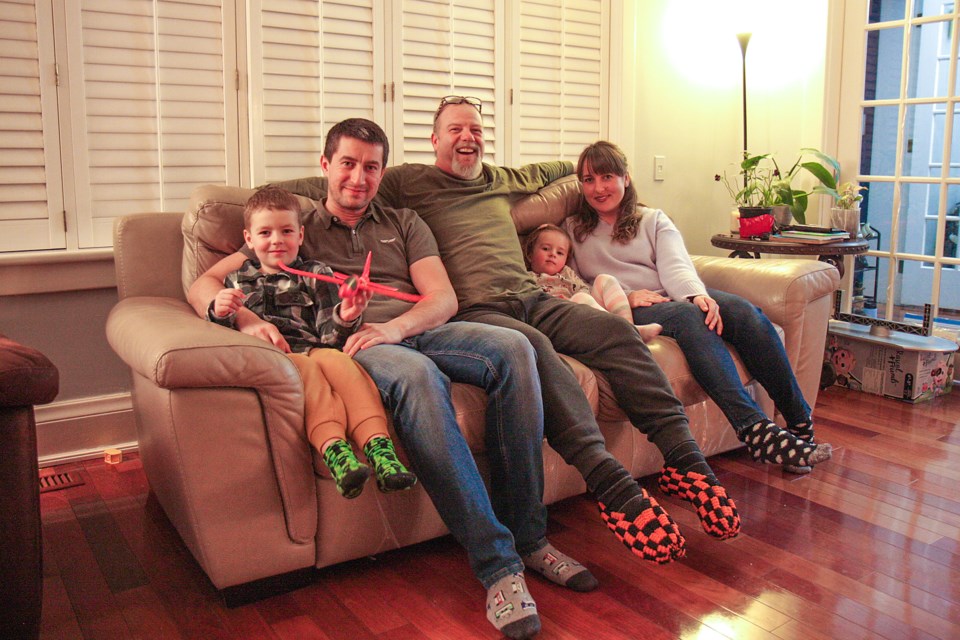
[566,141,832,474]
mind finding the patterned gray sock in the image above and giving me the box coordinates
[486,572,540,639]
[522,541,598,592]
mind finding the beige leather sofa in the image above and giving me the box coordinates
[106,175,840,601]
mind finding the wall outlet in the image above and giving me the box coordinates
[654,155,666,181]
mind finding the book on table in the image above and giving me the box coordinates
[770,230,848,245]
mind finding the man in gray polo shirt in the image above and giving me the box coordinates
[188,118,596,640]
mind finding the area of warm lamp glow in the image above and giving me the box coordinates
[663,0,827,90]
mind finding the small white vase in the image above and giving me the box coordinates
[830,207,861,239]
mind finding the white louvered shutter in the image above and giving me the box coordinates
[249,0,380,185]
[392,0,502,165]
[512,0,607,164]
[62,0,234,248]
[0,0,65,252]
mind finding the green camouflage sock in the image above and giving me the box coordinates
[322,439,371,499]
[363,436,417,493]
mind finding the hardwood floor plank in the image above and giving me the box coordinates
[763,568,940,640]
[42,507,132,638]
[113,585,185,640]
[307,559,410,635]
[862,571,960,625]
[270,614,332,640]
[39,575,83,640]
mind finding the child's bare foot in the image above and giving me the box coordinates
[636,323,662,342]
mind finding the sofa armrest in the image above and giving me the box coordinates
[106,296,316,545]
[106,296,299,389]
[0,334,58,407]
[692,256,839,324]
[691,255,840,409]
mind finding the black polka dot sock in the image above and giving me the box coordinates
[784,420,816,474]
[790,420,815,442]
[738,420,832,467]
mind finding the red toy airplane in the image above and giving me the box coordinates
[279,251,424,303]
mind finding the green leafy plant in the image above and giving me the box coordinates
[770,148,839,224]
[834,181,866,209]
[715,153,779,209]
[716,148,842,224]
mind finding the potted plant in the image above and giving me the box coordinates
[715,153,778,237]
[829,181,867,238]
[769,148,840,225]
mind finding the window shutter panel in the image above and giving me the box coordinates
[64,0,230,248]
[249,0,379,185]
[394,0,500,164]
[0,0,65,252]
[514,0,606,164]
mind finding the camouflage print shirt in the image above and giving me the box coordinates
[208,256,359,353]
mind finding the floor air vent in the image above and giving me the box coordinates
[39,472,84,493]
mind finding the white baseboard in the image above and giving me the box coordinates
[35,392,139,468]
[35,392,132,423]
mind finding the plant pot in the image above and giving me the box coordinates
[737,206,774,238]
[830,207,861,239]
[771,205,792,228]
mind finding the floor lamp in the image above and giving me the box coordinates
[736,31,752,164]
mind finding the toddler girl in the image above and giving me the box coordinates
[524,224,662,342]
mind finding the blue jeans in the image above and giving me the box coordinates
[352,321,546,588]
[630,289,812,431]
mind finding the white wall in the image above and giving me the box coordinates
[623,1,830,256]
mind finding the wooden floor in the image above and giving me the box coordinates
[38,385,960,639]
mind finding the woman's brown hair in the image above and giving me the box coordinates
[569,141,645,245]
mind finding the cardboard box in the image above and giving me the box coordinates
[826,322,956,403]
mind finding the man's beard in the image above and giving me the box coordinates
[450,147,483,180]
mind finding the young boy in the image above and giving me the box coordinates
[208,186,416,498]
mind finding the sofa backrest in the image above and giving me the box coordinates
[180,173,582,296]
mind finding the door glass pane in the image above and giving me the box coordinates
[935,287,960,353]
[951,106,960,169]
[899,182,940,257]
[946,185,960,260]
[865,27,904,100]
[860,180,893,250]
[894,257,935,318]
[861,106,901,176]
[901,103,946,177]
[868,0,907,24]
[853,255,888,317]
[908,20,952,99]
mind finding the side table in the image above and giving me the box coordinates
[710,234,869,277]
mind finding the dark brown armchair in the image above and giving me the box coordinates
[0,334,59,640]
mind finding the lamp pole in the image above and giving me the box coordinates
[736,32,752,188]
[736,32,752,160]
